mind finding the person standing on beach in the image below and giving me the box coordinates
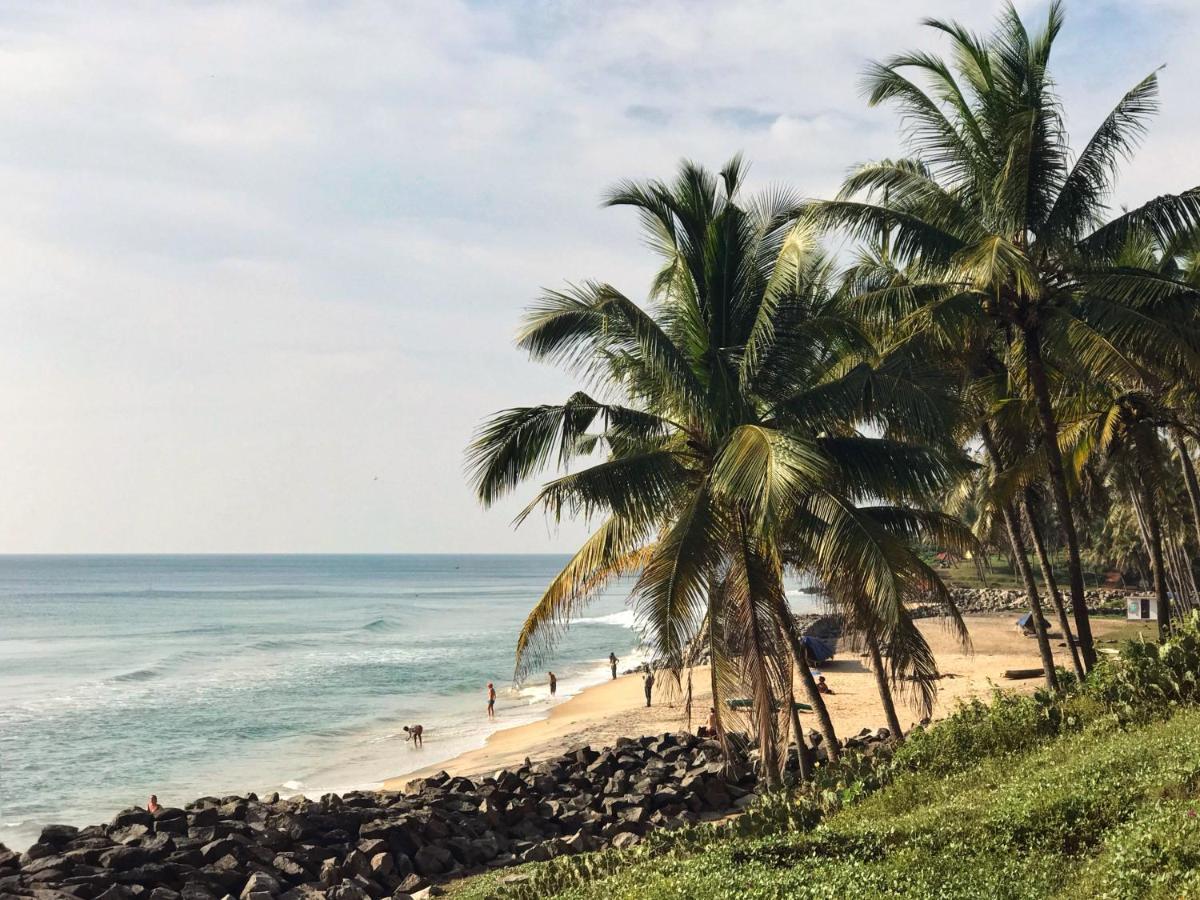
[548,671,557,696]
[487,682,496,718]
[609,652,618,679]
[643,671,654,708]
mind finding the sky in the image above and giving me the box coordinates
[0,0,1195,553]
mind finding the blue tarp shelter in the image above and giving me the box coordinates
[800,635,835,663]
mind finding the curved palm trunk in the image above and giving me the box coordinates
[1022,494,1085,681]
[1170,425,1200,555]
[778,611,840,762]
[1022,329,1096,671]
[980,421,1060,693]
[787,684,813,780]
[865,631,904,742]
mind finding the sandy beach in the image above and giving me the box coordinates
[384,613,1139,788]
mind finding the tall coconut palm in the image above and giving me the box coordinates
[837,219,1062,690]
[1062,388,1189,638]
[467,158,973,781]
[807,1,1200,670]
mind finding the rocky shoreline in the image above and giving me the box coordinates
[909,586,1130,619]
[0,726,895,900]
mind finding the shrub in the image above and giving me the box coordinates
[891,690,1058,775]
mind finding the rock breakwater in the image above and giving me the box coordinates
[0,727,896,900]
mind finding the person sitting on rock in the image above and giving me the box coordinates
[698,706,718,737]
[147,794,160,814]
[403,724,424,747]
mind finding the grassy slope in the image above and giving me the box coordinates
[455,710,1200,900]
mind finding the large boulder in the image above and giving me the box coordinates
[412,845,452,877]
[99,845,150,871]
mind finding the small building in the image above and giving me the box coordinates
[1127,596,1158,621]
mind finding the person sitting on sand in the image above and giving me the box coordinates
[548,671,557,696]
[487,682,496,718]
[817,675,834,695]
[643,671,654,708]
[609,652,618,679]
[403,724,424,747]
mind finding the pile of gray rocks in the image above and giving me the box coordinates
[909,586,1131,619]
[0,731,785,900]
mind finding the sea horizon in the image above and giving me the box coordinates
[0,553,824,851]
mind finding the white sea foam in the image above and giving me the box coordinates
[575,609,637,628]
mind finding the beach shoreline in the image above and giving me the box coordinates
[382,612,1087,789]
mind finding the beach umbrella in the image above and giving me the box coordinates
[800,635,834,663]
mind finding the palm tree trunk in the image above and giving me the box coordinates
[1022,328,1096,670]
[865,631,904,742]
[1170,425,1200,555]
[788,683,812,780]
[779,615,840,762]
[1131,431,1171,639]
[1022,493,1085,681]
[980,421,1060,693]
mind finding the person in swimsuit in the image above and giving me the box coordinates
[548,671,557,696]
[609,652,618,679]
[147,795,160,814]
[487,682,496,718]
[403,724,424,747]
[643,671,655,708]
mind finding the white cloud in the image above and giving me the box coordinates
[0,0,1195,551]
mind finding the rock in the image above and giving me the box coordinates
[412,845,452,877]
[100,846,150,871]
[22,854,71,876]
[240,872,282,898]
[611,832,640,849]
[111,824,152,844]
[111,809,155,831]
[200,839,242,863]
[393,873,425,895]
[24,842,59,862]
[39,825,81,847]
[368,852,393,879]
[181,883,219,900]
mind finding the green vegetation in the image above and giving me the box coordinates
[451,621,1200,899]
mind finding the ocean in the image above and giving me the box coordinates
[0,554,823,850]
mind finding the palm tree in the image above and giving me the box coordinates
[467,158,972,782]
[836,218,1062,691]
[1063,388,1184,638]
[807,0,1200,670]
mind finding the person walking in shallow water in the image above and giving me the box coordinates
[486,682,496,718]
[643,671,654,708]
[403,724,424,747]
[548,671,557,696]
[609,652,618,679]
